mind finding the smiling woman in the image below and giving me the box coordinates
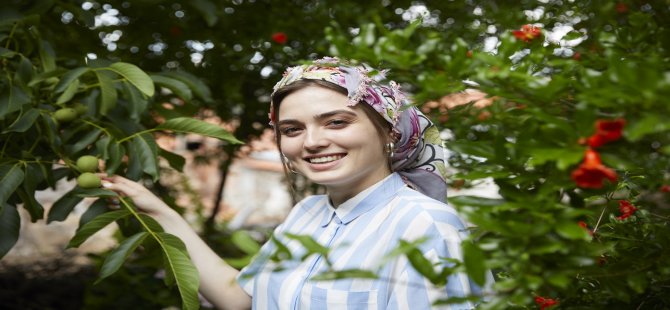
[101,57,490,309]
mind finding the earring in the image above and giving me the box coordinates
[385,142,395,159]
[282,154,297,174]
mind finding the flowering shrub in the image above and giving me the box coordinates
[325,1,670,309]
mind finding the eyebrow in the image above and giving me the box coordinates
[276,109,358,126]
[313,109,357,120]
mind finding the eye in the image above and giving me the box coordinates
[326,119,349,127]
[279,126,302,136]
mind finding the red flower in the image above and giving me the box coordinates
[512,24,542,42]
[466,50,473,58]
[271,32,288,44]
[578,221,593,236]
[535,296,559,310]
[616,3,629,13]
[571,149,618,188]
[660,184,670,193]
[587,118,626,148]
[616,200,638,220]
[573,52,581,61]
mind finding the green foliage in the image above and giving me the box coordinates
[2,0,669,309]
[324,0,670,308]
[0,2,243,308]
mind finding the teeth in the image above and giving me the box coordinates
[308,155,343,164]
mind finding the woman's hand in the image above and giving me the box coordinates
[100,175,175,218]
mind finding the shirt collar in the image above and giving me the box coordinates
[320,173,406,227]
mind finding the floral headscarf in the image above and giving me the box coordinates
[271,57,449,202]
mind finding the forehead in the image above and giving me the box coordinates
[277,85,362,120]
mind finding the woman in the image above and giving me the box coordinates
[103,57,485,309]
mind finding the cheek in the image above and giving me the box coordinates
[279,137,302,158]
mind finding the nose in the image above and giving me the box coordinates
[303,127,329,151]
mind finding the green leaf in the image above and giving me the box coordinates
[0,86,31,120]
[626,114,670,141]
[54,67,90,93]
[269,235,293,262]
[189,0,219,27]
[96,232,149,284]
[157,117,243,144]
[159,148,186,172]
[400,239,440,284]
[16,188,44,222]
[56,78,80,105]
[37,39,56,72]
[0,204,20,259]
[131,133,160,181]
[108,62,155,97]
[155,232,200,310]
[527,147,584,170]
[105,141,126,175]
[231,230,261,255]
[448,195,505,208]
[65,128,102,154]
[68,209,132,248]
[94,70,118,115]
[79,198,109,226]
[285,233,329,258]
[0,163,25,207]
[462,242,487,286]
[138,213,165,233]
[555,220,590,240]
[75,188,118,198]
[160,70,213,103]
[448,141,495,159]
[48,187,84,223]
[3,108,40,133]
[151,74,193,101]
[311,269,378,281]
[121,82,148,120]
[0,47,17,58]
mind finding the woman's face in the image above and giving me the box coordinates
[276,85,391,196]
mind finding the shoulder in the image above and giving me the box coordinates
[391,186,469,237]
[275,194,329,232]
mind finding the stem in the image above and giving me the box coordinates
[5,22,18,49]
[592,203,608,234]
[119,196,161,240]
[82,119,112,137]
[117,128,157,143]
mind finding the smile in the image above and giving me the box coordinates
[306,155,344,164]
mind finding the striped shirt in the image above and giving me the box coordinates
[237,173,483,309]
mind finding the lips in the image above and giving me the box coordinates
[304,154,345,164]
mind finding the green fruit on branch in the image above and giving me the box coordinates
[77,172,101,188]
[76,155,99,172]
[53,108,78,123]
[73,102,88,115]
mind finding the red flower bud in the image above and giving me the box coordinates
[535,296,559,310]
[616,200,638,220]
[586,118,626,148]
[512,24,542,42]
[661,184,670,193]
[271,32,288,44]
[571,149,618,189]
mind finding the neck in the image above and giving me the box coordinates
[327,171,392,207]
